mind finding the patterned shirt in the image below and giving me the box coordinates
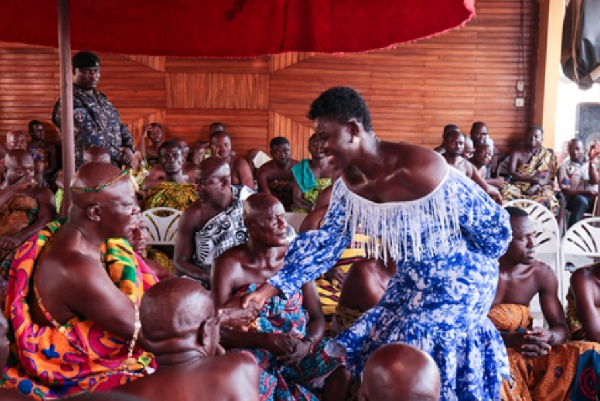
[52,85,134,168]
[558,159,598,192]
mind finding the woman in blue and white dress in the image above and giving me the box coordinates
[244,87,512,401]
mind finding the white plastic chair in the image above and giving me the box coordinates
[142,207,183,246]
[284,212,306,232]
[503,200,560,326]
[560,217,600,301]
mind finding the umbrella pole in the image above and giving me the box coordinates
[58,0,74,216]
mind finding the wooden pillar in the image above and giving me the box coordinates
[58,0,74,216]
[533,0,565,148]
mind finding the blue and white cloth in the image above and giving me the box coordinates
[268,167,512,401]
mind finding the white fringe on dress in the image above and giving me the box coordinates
[330,169,463,263]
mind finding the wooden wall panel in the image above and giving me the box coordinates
[165,58,268,74]
[166,73,268,110]
[0,0,539,163]
[0,46,59,140]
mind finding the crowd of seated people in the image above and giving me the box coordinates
[3,55,600,401]
[2,112,600,399]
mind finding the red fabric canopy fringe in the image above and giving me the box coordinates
[0,0,475,57]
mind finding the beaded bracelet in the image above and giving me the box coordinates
[122,302,141,371]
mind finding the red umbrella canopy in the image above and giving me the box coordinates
[0,0,474,57]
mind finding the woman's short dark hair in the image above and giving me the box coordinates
[308,86,373,131]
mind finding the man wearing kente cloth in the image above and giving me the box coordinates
[0,150,55,279]
[212,194,350,401]
[490,206,600,401]
[141,141,197,211]
[501,127,559,214]
[175,158,256,288]
[0,162,157,400]
[257,137,298,211]
[291,134,335,213]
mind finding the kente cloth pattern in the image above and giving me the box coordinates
[0,194,38,266]
[315,234,367,333]
[500,147,559,214]
[0,220,158,400]
[145,247,174,274]
[565,290,600,341]
[268,180,294,211]
[231,283,343,401]
[268,168,512,401]
[141,181,198,212]
[488,303,600,401]
[193,185,253,272]
[292,178,332,214]
[331,305,363,337]
[52,85,134,168]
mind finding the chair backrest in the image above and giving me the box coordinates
[284,212,306,232]
[561,216,600,261]
[503,199,560,255]
[142,207,183,246]
[559,216,600,303]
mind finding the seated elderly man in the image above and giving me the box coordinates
[174,158,254,287]
[0,162,158,399]
[489,206,600,400]
[141,141,197,211]
[116,277,260,401]
[212,194,350,401]
[501,127,559,213]
[0,150,55,276]
[359,343,441,401]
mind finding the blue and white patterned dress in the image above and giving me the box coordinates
[268,167,512,401]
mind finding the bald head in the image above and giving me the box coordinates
[69,163,138,238]
[141,277,214,347]
[6,131,27,151]
[243,194,288,247]
[83,146,111,164]
[71,162,129,193]
[199,157,230,181]
[360,343,440,401]
[243,194,282,222]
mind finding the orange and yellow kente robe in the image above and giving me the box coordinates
[0,220,158,400]
[489,303,600,401]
